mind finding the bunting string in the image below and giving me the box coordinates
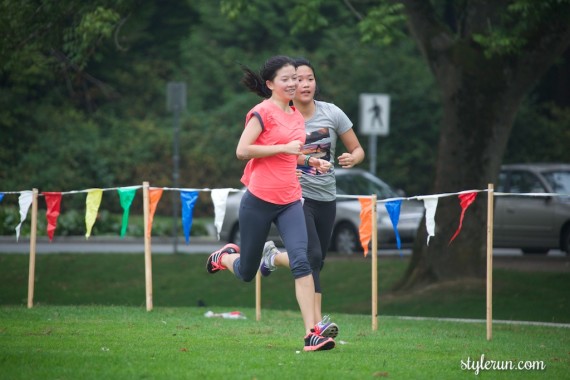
[0,185,567,247]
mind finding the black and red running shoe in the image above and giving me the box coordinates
[206,243,239,274]
[303,330,335,352]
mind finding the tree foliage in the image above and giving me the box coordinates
[1,0,568,233]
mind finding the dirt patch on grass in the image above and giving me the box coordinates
[327,253,570,273]
[493,255,570,273]
[381,277,485,301]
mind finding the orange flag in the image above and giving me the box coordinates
[359,197,374,257]
[449,192,478,245]
[147,188,164,238]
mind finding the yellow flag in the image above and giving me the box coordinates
[85,189,103,239]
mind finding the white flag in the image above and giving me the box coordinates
[211,189,231,240]
[422,197,438,245]
[15,191,33,241]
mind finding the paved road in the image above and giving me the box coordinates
[0,236,220,254]
[0,236,410,255]
[0,236,565,257]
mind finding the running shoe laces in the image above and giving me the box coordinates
[206,243,239,274]
[314,315,339,339]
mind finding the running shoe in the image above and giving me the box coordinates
[259,240,279,277]
[206,243,239,274]
[304,330,335,352]
[314,315,339,339]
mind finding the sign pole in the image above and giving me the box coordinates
[369,135,377,176]
[167,82,186,254]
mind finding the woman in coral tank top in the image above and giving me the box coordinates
[206,55,335,352]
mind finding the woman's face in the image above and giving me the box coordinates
[267,64,298,102]
[294,65,316,104]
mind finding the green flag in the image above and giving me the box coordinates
[117,187,137,237]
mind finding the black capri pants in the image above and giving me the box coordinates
[232,190,312,282]
[303,197,336,293]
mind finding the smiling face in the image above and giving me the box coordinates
[294,65,316,105]
[266,63,298,103]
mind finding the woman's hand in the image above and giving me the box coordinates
[283,140,303,155]
[338,153,356,168]
[313,158,332,173]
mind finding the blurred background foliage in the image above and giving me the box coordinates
[1,0,569,222]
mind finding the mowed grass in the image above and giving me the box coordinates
[1,253,569,378]
[1,306,569,379]
[0,253,569,323]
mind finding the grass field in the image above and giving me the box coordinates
[1,306,568,379]
[0,254,569,323]
[1,253,569,379]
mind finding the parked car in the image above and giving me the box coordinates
[494,163,570,255]
[219,168,425,254]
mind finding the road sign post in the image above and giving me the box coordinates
[167,82,187,253]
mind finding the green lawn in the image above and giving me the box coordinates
[1,305,568,379]
[1,253,569,379]
[0,254,568,323]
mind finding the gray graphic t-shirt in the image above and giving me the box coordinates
[298,100,353,201]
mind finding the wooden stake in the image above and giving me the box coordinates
[486,183,494,340]
[256,271,261,321]
[371,194,378,331]
[27,189,39,309]
[143,182,153,311]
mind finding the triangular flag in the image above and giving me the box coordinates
[15,191,33,241]
[421,197,438,245]
[211,189,231,240]
[181,191,199,244]
[0,193,5,203]
[117,187,137,238]
[385,200,402,251]
[147,188,163,238]
[449,192,478,245]
[85,189,103,239]
[358,197,373,257]
[43,192,62,242]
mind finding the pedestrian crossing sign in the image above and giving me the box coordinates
[359,94,390,136]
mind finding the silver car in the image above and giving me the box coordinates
[494,163,570,255]
[219,168,425,254]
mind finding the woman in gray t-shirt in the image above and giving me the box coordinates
[259,58,365,338]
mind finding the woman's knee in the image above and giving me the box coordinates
[289,254,312,278]
[239,267,258,282]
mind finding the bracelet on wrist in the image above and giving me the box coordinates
[304,156,311,166]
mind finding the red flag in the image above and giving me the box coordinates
[147,188,163,238]
[449,192,478,245]
[359,198,374,257]
[43,192,62,241]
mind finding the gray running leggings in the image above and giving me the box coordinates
[232,190,312,282]
[303,197,336,293]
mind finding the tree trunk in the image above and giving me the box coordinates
[396,71,520,289]
[395,0,570,290]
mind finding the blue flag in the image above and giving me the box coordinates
[384,200,402,252]
[180,191,199,244]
